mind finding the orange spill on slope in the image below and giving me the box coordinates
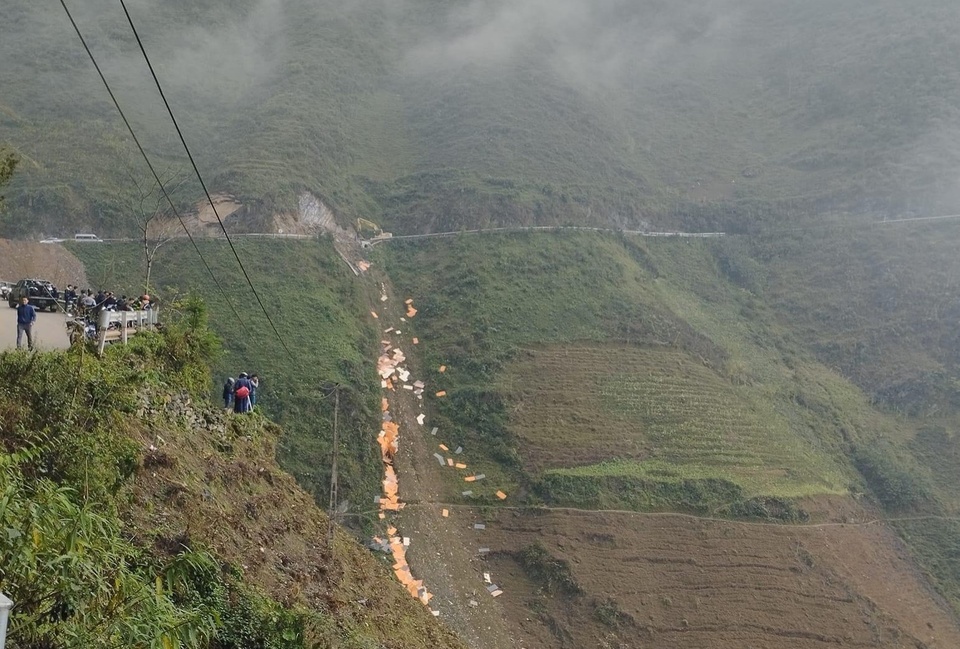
[376,337,434,608]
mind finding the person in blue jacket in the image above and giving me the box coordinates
[16,296,37,350]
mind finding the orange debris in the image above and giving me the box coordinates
[439,444,449,451]
[464,476,477,482]
[405,298,414,305]
[436,391,447,397]
[439,365,446,373]
[413,337,419,345]
[406,306,418,318]
[442,509,449,518]
[496,491,508,500]
[447,458,454,466]
[370,311,379,319]
[455,463,467,469]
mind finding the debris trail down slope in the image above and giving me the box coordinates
[363,264,516,648]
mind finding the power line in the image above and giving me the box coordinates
[56,0,250,336]
[118,0,293,359]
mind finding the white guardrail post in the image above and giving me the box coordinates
[95,308,159,356]
[0,592,12,649]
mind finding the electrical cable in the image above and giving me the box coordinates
[118,0,294,358]
[56,0,251,336]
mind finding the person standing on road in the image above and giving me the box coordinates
[16,296,37,350]
[64,285,77,313]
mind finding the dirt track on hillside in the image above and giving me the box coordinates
[366,266,517,649]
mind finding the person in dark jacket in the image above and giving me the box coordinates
[233,372,253,414]
[16,296,37,350]
[222,377,235,409]
[64,285,77,312]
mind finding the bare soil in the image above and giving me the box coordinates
[479,508,960,648]
[0,238,88,288]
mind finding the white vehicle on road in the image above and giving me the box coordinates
[73,233,103,242]
[38,238,64,244]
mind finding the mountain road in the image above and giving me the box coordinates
[0,310,70,351]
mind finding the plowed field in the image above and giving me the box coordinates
[479,509,960,648]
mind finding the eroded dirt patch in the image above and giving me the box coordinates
[0,239,88,288]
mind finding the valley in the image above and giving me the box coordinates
[5,2,960,645]
[62,225,960,646]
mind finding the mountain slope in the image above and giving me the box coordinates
[71,231,960,645]
[4,0,960,235]
[0,320,464,648]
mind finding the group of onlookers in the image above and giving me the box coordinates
[222,372,260,414]
[65,286,154,318]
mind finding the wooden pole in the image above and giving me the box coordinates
[327,387,340,543]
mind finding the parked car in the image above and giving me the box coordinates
[7,278,62,312]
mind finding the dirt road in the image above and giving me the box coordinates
[366,268,517,649]
[0,310,70,351]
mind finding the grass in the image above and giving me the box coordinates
[0,333,465,648]
[499,344,848,499]
[381,232,908,514]
[71,237,384,516]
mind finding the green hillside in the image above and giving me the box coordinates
[382,233,904,514]
[4,0,960,236]
[73,231,960,616]
[73,238,384,519]
[0,319,464,648]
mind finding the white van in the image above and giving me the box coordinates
[73,233,103,242]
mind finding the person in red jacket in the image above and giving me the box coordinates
[233,372,253,414]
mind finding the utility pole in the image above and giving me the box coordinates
[327,386,340,543]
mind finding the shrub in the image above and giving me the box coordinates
[852,442,935,511]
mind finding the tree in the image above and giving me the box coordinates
[0,147,18,211]
[124,166,187,295]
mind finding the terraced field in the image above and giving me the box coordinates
[480,509,960,649]
[500,344,850,500]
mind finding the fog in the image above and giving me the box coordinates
[3,0,960,224]
[402,0,744,91]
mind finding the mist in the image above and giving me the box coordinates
[4,0,960,233]
[401,0,744,92]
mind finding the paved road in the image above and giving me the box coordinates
[0,309,70,351]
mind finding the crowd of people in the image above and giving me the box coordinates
[222,372,260,414]
[64,285,154,318]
